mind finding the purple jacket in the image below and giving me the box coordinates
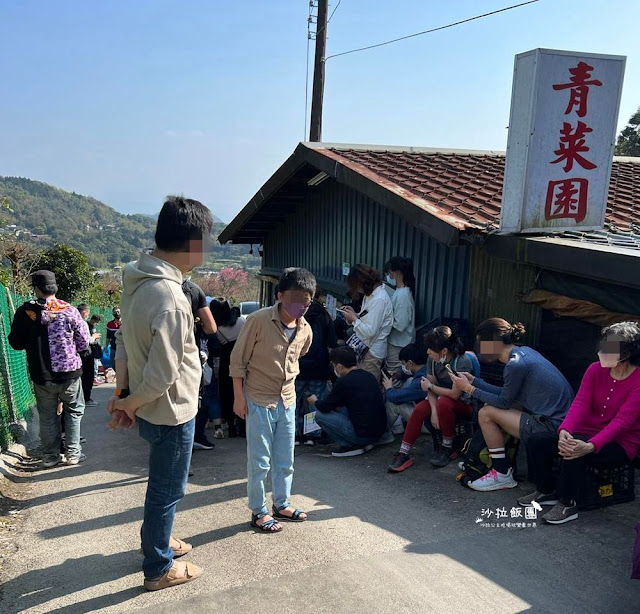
[38,299,90,373]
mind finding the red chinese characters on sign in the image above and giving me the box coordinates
[552,61,602,117]
[545,62,602,222]
[551,121,598,172]
[545,178,588,223]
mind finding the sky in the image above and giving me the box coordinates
[1,0,639,222]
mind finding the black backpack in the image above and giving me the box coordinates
[456,429,520,488]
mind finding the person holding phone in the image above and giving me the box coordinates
[388,326,474,472]
[382,343,428,436]
[449,318,573,492]
[341,264,393,383]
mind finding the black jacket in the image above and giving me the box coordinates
[298,301,337,380]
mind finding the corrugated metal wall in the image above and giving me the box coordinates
[263,180,470,326]
[468,246,542,346]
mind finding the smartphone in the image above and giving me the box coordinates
[445,363,459,377]
[381,368,392,379]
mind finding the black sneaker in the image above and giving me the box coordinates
[388,452,413,473]
[331,445,365,457]
[430,447,453,468]
[193,436,215,450]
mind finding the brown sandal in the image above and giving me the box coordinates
[171,537,192,557]
[144,561,202,591]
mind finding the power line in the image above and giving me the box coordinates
[328,0,342,23]
[326,0,541,61]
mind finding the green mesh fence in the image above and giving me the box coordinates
[0,287,35,449]
[0,285,115,450]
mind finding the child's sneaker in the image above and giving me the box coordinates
[468,468,517,491]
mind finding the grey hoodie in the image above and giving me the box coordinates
[116,251,201,426]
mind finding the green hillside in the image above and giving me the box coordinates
[0,177,258,269]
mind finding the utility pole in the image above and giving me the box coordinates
[309,0,328,142]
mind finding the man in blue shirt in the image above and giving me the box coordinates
[383,343,428,437]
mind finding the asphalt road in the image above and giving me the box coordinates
[1,383,639,614]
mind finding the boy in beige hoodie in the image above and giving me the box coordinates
[107,196,212,591]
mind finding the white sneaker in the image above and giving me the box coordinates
[468,468,517,492]
[64,453,86,466]
[213,428,224,439]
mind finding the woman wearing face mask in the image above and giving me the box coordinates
[383,257,416,377]
[341,264,393,383]
[521,321,640,525]
[388,327,475,472]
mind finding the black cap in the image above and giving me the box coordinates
[31,270,57,288]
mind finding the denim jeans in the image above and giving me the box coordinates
[202,378,221,421]
[314,409,375,448]
[246,397,296,516]
[33,378,85,462]
[138,417,195,580]
[294,379,327,437]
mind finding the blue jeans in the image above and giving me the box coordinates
[315,409,375,448]
[295,379,327,437]
[138,417,195,579]
[33,378,85,462]
[246,397,296,516]
[202,378,221,421]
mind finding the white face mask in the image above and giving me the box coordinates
[385,274,396,287]
[401,364,412,376]
[598,352,620,369]
[439,354,447,364]
[334,367,341,378]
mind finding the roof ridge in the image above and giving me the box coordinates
[303,142,505,156]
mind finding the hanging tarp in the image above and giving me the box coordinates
[523,289,640,328]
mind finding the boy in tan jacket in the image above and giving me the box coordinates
[231,268,315,533]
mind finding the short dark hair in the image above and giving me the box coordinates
[90,314,102,323]
[398,343,427,365]
[278,268,316,296]
[329,346,358,368]
[155,195,213,252]
[77,303,89,313]
[423,326,465,356]
[346,264,382,297]
[209,298,237,328]
[601,321,640,366]
[39,284,58,297]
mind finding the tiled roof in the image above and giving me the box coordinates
[318,147,640,236]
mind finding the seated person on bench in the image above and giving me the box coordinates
[521,321,640,525]
[388,326,475,473]
[382,343,428,435]
[449,318,574,492]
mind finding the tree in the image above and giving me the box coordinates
[0,236,43,295]
[86,272,122,308]
[194,267,259,303]
[37,243,94,302]
[615,107,640,157]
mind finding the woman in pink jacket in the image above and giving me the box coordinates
[521,321,640,525]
